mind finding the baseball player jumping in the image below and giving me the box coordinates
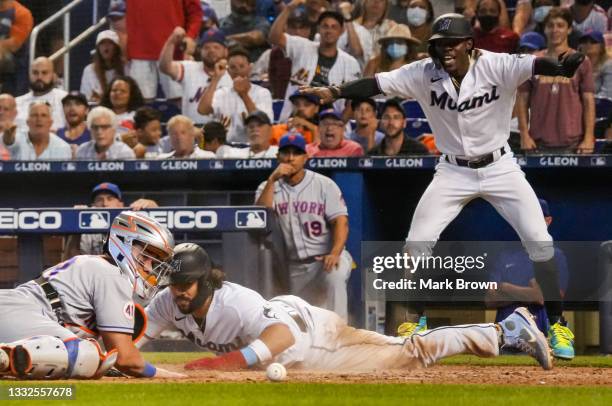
[301,13,582,360]
[0,211,184,380]
[141,243,552,371]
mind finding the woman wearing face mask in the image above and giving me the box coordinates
[363,24,420,77]
[473,0,519,53]
[403,0,434,55]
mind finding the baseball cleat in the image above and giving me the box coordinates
[499,307,553,370]
[548,321,575,360]
[397,315,428,338]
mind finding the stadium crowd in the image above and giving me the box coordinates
[0,0,611,161]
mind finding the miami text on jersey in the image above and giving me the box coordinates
[430,86,500,112]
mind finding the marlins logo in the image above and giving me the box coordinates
[437,18,452,32]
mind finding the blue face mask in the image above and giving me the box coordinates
[534,6,552,23]
[406,7,427,27]
[386,43,408,59]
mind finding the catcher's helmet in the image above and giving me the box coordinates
[429,13,474,42]
[170,243,215,311]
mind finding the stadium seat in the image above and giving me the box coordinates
[402,100,425,119]
[148,99,181,123]
[405,118,432,137]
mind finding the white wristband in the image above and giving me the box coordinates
[248,339,273,364]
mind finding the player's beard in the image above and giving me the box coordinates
[175,295,194,314]
[30,79,54,94]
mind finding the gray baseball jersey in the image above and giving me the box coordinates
[15,255,135,336]
[145,282,306,364]
[255,170,348,261]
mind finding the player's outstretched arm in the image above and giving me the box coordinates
[185,324,295,370]
[299,78,382,105]
[533,52,585,78]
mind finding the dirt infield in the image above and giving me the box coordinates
[139,364,612,386]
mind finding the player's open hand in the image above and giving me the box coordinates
[316,253,340,272]
[298,86,335,105]
[270,163,295,181]
[129,198,158,211]
[520,133,537,152]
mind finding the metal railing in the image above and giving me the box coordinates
[29,0,106,91]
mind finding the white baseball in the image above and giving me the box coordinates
[265,362,287,382]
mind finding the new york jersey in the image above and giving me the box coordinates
[16,255,135,335]
[376,51,536,157]
[255,170,348,261]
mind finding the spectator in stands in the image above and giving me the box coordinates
[76,106,135,160]
[462,0,511,28]
[473,0,520,53]
[335,1,374,69]
[570,0,608,35]
[578,30,611,100]
[403,0,434,56]
[271,91,321,145]
[158,115,216,159]
[159,27,233,125]
[388,0,410,25]
[253,8,312,99]
[107,0,127,57]
[242,110,279,158]
[1,101,71,160]
[363,24,420,77]
[200,1,219,34]
[307,108,364,157]
[61,182,158,259]
[80,30,125,103]
[517,31,547,53]
[0,0,33,96]
[198,47,273,143]
[125,0,202,102]
[15,57,67,131]
[269,2,360,122]
[354,0,397,56]
[517,7,596,153]
[201,120,242,157]
[347,98,384,152]
[57,92,91,157]
[99,76,145,132]
[219,0,271,62]
[0,93,17,133]
[126,106,165,159]
[369,98,428,156]
[513,0,581,48]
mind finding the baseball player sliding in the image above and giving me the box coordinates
[140,243,552,371]
[0,211,184,380]
[301,13,582,360]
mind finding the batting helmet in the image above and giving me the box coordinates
[429,13,474,42]
[170,243,215,312]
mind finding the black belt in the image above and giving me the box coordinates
[35,276,64,325]
[446,147,506,169]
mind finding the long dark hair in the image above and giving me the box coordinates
[93,42,124,96]
[100,76,145,113]
[378,38,417,73]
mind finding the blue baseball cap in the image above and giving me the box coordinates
[519,32,545,51]
[289,90,320,106]
[579,30,604,44]
[201,2,218,23]
[539,198,550,217]
[92,182,122,200]
[107,0,125,18]
[319,108,342,121]
[279,133,307,153]
[199,28,226,46]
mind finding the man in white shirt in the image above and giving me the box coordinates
[157,115,216,159]
[269,0,361,122]
[242,110,278,158]
[159,27,233,125]
[76,106,135,160]
[198,47,273,143]
[1,101,71,160]
[15,57,67,131]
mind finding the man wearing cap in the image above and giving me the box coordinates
[347,98,384,152]
[125,0,202,102]
[269,0,360,123]
[271,91,321,145]
[307,108,364,157]
[578,30,611,100]
[80,30,124,103]
[255,133,353,319]
[486,199,570,340]
[517,31,546,54]
[242,110,278,158]
[61,182,158,260]
[197,47,273,143]
[219,0,271,62]
[57,92,91,157]
[15,57,67,131]
[2,101,71,160]
[159,27,232,125]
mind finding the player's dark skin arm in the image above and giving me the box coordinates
[318,215,349,272]
[259,323,296,357]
